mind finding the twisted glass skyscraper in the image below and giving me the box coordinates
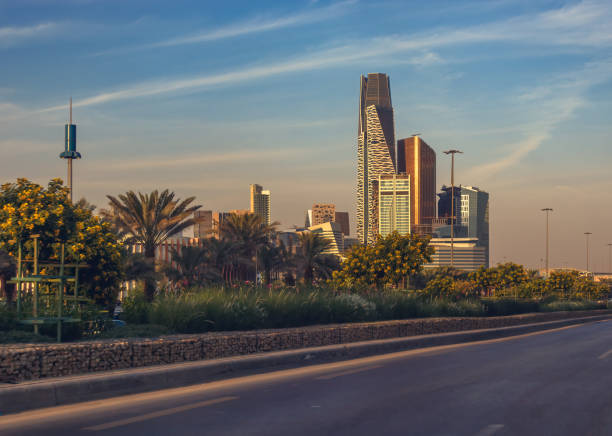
[357,73,397,245]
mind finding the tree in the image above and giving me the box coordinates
[258,242,291,284]
[332,232,433,290]
[0,250,16,303]
[0,179,123,308]
[163,245,217,288]
[220,213,278,281]
[296,232,334,284]
[105,190,200,300]
[204,237,240,284]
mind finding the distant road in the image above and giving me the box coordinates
[3,320,612,435]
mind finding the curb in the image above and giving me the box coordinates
[1,314,610,415]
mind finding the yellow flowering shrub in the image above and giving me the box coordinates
[0,178,124,308]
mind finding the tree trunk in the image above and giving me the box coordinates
[144,245,156,302]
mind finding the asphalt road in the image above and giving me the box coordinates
[2,320,612,436]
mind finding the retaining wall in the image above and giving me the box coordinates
[1,310,609,383]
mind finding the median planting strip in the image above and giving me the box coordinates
[0,311,610,414]
[1,310,610,384]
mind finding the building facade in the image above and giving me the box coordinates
[357,73,397,245]
[334,211,350,236]
[437,185,490,267]
[425,237,487,271]
[308,222,345,256]
[312,203,335,226]
[377,174,410,237]
[249,184,271,224]
[397,136,436,234]
[193,210,213,238]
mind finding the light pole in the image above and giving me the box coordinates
[607,243,612,273]
[444,149,462,267]
[541,208,553,276]
[584,232,592,272]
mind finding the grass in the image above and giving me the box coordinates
[119,287,608,335]
[0,288,606,342]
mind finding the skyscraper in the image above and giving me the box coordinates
[377,174,411,237]
[357,73,397,245]
[250,184,271,224]
[397,136,436,234]
[437,185,490,267]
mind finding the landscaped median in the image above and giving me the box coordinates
[1,309,611,384]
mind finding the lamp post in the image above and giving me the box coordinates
[584,232,592,272]
[607,243,612,273]
[541,208,553,277]
[443,149,462,267]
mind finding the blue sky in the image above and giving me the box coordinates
[1,0,612,270]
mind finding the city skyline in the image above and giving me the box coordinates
[1,0,612,270]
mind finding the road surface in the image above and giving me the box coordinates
[2,320,612,435]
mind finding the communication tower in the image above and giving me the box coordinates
[59,98,81,201]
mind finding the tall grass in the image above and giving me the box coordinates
[121,287,605,335]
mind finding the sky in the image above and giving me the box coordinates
[1,0,611,271]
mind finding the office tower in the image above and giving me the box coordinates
[397,136,436,234]
[334,211,350,236]
[437,185,490,267]
[377,174,411,237]
[357,73,397,245]
[193,210,213,238]
[249,184,271,224]
[308,222,344,255]
[312,204,336,226]
[425,237,487,271]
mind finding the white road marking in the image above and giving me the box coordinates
[83,396,238,431]
[475,424,504,436]
[598,348,612,360]
[315,364,383,380]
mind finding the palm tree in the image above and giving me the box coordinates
[105,190,201,300]
[0,250,16,303]
[297,231,334,285]
[163,245,217,288]
[220,213,278,281]
[204,238,240,284]
[258,241,292,284]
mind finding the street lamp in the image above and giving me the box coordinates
[584,232,592,272]
[444,149,462,267]
[607,243,612,273]
[541,208,553,277]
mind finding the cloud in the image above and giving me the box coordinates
[469,59,612,178]
[0,23,58,48]
[93,0,356,56]
[39,1,612,113]
[88,148,307,172]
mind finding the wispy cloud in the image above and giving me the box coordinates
[40,1,612,112]
[469,59,612,178]
[94,0,356,56]
[93,148,307,172]
[0,22,58,48]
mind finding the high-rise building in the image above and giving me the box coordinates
[377,174,411,237]
[334,211,350,236]
[397,136,436,234]
[312,204,335,226]
[357,73,397,245]
[308,222,344,255]
[425,237,487,271]
[437,185,490,267]
[250,184,271,224]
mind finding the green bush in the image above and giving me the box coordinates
[95,324,172,339]
[540,300,603,312]
[481,298,540,316]
[0,330,53,343]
